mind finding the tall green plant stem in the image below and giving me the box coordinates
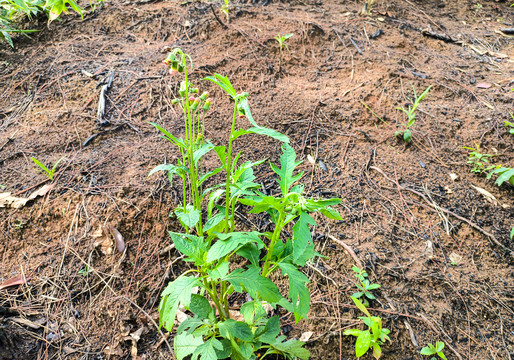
[224,100,239,231]
[183,57,203,235]
[262,208,286,277]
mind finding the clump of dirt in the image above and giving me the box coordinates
[0,0,513,359]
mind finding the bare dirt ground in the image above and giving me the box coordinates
[0,0,513,359]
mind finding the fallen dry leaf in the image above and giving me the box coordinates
[471,185,497,206]
[449,173,459,181]
[300,331,314,342]
[0,274,30,290]
[476,82,491,89]
[28,184,54,200]
[110,226,126,253]
[449,252,463,265]
[0,184,54,209]
[0,193,29,209]
[92,226,113,255]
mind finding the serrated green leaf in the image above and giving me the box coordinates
[239,195,282,213]
[175,204,201,228]
[150,122,187,150]
[272,144,303,195]
[240,300,267,325]
[193,142,215,164]
[269,337,310,360]
[204,73,237,99]
[199,167,223,185]
[207,232,263,263]
[192,337,223,360]
[177,316,204,335]
[224,265,282,303]
[236,242,262,266]
[292,211,316,263]
[246,126,289,143]
[174,332,204,360]
[277,263,310,322]
[214,339,232,359]
[168,232,206,264]
[257,316,281,343]
[159,275,200,331]
[189,294,212,319]
[218,319,254,341]
[204,212,225,234]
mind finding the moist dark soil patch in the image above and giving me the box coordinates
[1,0,513,359]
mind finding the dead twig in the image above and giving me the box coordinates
[327,234,363,268]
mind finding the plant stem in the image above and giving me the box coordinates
[224,100,238,231]
[262,209,286,277]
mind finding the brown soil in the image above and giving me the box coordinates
[1,0,513,359]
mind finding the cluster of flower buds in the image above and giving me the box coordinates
[172,83,213,111]
[162,52,184,76]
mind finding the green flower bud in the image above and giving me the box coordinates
[203,98,213,111]
[200,91,209,101]
[191,98,200,111]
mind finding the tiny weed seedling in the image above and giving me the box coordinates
[153,48,342,360]
[275,33,293,52]
[275,33,293,73]
[78,265,93,277]
[352,266,380,306]
[505,112,514,134]
[473,3,483,20]
[510,227,514,240]
[395,85,431,143]
[420,342,448,360]
[31,156,65,181]
[220,0,230,20]
[463,144,495,173]
[360,0,376,16]
[344,296,390,359]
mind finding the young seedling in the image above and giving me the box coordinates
[420,342,448,360]
[462,144,495,173]
[505,112,514,134]
[344,296,390,359]
[473,3,483,20]
[30,156,65,181]
[360,0,376,16]
[395,85,431,143]
[153,48,342,360]
[78,265,93,277]
[274,33,293,73]
[220,0,230,21]
[352,266,380,306]
[275,33,293,52]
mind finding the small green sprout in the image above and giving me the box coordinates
[344,296,390,359]
[220,0,230,20]
[275,33,293,52]
[352,266,380,306]
[510,227,514,240]
[420,342,448,360]
[78,265,93,277]
[30,157,65,181]
[505,112,514,134]
[462,144,495,173]
[395,85,431,143]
